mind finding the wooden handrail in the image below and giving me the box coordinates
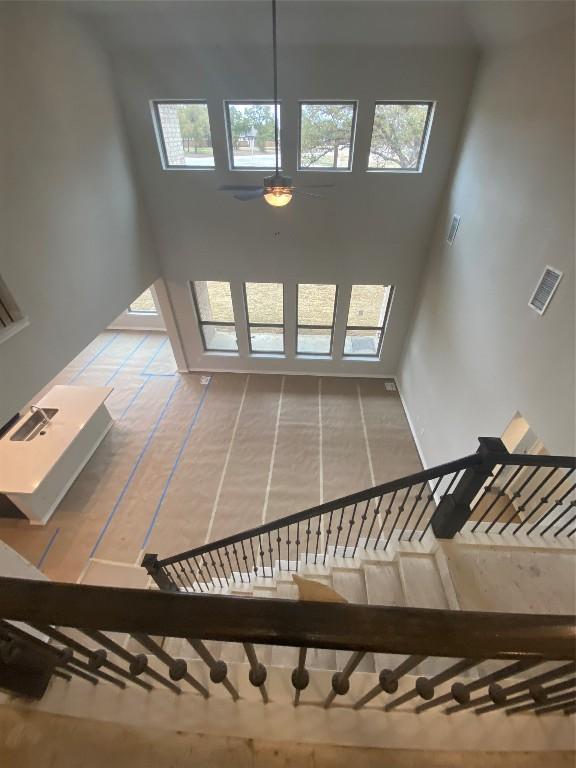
[0,578,574,660]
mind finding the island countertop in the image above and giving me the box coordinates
[0,385,113,494]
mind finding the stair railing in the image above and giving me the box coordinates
[142,438,575,594]
[0,576,574,716]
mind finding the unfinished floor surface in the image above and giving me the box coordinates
[0,332,422,584]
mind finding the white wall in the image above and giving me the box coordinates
[105,40,478,375]
[399,24,575,462]
[0,6,159,426]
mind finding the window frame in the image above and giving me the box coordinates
[190,281,238,354]
[224,100,282,171]
[297,101,358,172]
[343,285,395,359]
[366,101,435,174]
[243,282,285,355]
[296,283,339,357]
[152,100,215,171]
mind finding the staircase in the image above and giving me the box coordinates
[0,438,574,754]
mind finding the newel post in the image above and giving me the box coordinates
[431,437,508,539]
[141,554,178,592]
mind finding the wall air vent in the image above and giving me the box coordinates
[447,215,460,245]
[529,266,563,315]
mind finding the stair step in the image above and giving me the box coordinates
[363,561,407,673]
[398,554,449,609]
[331,569,374,673]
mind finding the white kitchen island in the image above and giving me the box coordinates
[0,385,113,524]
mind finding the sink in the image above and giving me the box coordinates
[10,409,59,442]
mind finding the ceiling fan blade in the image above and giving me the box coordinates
[234,190,265,201]
[294,190,324,199]
[219,185,264,192]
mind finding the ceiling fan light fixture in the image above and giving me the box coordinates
[264,187,293,207]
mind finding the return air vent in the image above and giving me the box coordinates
[447,215,460,245]
[529,266,562,315]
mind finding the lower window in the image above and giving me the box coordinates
[343,284,393,357]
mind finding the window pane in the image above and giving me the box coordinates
[193,281,235,323]
[368,103,431,170]
[156,102,215,168]
[129,288,157,314]
[299,103,356,169]
[297,284,336,325]
[297,328,332,355]
[203,325,238,352]
[344,329,381,356]
[227,103,281,169]
[347,285,390,327]
[250,326,284,353]
[245,282,283,324]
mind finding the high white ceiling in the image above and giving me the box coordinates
[73,0,573,51]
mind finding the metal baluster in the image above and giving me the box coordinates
[353,655,427,709]
[475,676,576,715]
[132,633,209,697]
[224,547,235,584]
[534,476,576,535]
[296,522,301,570]
[166,562,187,592]
[183,558,202,592]
[292,647,309,706]
[555,508,576,537]
[445,661,576,713]
[34,624,152,691]
[352,500,371,557]
[469,464,506,515]
[248,536,258,577]
[201,555,217,588]
[243,643,268,703]
[232,545,243,583]
[363,495,383,548]
[373,491,396,549]
[209,552,225,588]
[413,476,443,542]
[324,651,365,708]
[323,511,334,564]
[416,656,542,713]
[332,506,346,556]
[257,535,266,578]
[186,639,239,701]
[507,690,576,715]
[534,698,576,716]
[82,629,181,694]
[523,470,574,535]
[505,467,558,535]
[193,555,208,591]
[53,669,72,682]
[178,562,196,592]
[286,526,291,571]
[398,481,426,542]
[216,548,229,587]
[67,656,126,688]
[240,540,250,581]
[267,532,274,575]
[276,531,282,571]
[342,503,357,556]
[314,516,322,564]
[471,466,523,533]
[385,658,482,711]
[305,521,312,564]
[383,486,412,551]
[486,466,540,534]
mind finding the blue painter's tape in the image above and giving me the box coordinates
[69,334,119,384]
[89,377,182,558]
[141,378,213,549]
[37,528,60,570]
[105,334,149,386]
[141,337,168,376]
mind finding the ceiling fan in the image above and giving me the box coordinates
[219,0,333,207]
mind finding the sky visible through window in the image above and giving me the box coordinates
[227,103,281,169]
